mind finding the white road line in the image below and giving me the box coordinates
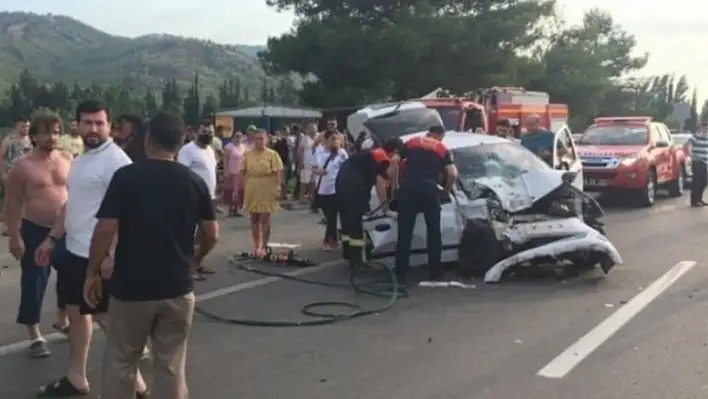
[0,259,342,357]
[537,260,697,379]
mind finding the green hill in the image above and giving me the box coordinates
[0,11,268,95]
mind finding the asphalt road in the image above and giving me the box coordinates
[0,192,707,399]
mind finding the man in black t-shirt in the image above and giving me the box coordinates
[84,111,218,399]
[335,138,403,265]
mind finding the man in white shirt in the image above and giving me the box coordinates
[178,121,218,276]
[37,100,147,397]
[298,122,317,202]
[178,122,218,199]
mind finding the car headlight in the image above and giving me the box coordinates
[620,156,638,166]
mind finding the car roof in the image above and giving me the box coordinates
[399,131,511,150]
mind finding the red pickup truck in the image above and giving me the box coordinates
[575,117,687,207]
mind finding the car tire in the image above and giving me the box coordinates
[638,169,657,207]
[457,219,504,278]
[667,166,686,197]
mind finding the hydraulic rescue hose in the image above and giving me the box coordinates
[194,196,403,327]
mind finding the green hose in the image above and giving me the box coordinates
[193,260,405,327]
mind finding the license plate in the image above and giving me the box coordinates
[584,178,607,186]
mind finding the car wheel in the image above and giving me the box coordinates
[638,169,657,207]
[667,166,685,197]
[457,219,504,278]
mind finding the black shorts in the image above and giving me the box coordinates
[56,250,110,315]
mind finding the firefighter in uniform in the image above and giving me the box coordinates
[335,138,403,266]
[391,126,458,284]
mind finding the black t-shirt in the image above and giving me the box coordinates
[398,135,454,191]
[340,148,390,190]
[96,159,216,301]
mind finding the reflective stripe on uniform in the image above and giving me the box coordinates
[349,238,365,246]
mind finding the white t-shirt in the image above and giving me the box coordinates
[300,136,315,168]
[177,141,217,199]
[313,144,327,167]
[65,140,132,258]
[316,148,348,195]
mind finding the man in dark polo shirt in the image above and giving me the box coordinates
[84,111,218,399]
[392,126,458,285]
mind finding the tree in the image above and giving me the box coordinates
[161,78,182,115]
[143,90,159,116]
[526,9,647,130]
[686,89,698,132]
[201,94,218,119]
[276,75,299,105]
[218,78,242,109]
[183,73,202,126]
[700,99,708,124]
[261,0,556,107]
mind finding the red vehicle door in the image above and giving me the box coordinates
[656,124,677,181]
[648,124,671,183]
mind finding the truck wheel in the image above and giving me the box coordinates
[638,169,657,207]
[667,166,686,197]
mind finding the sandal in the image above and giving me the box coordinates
[52,323,69,336]
[37,377,88,397]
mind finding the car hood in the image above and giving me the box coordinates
[363,107,444,143]
[469,169,569,212]
[576,144,645,158]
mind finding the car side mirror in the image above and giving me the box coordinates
[655,140,669,148]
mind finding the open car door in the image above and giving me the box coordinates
[553,124,584,191]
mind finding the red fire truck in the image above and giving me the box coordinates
[420,86,569,135]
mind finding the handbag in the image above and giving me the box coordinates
[311,151,337,210]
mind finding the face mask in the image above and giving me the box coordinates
[197,134,213,145]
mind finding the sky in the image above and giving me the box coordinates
[4,0,707,102]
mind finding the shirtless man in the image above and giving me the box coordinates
[4,112,72,358]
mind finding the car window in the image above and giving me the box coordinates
[452,142,550,191]
[577,125,648,145]
[656,125,672,143]
[432,107,462,131]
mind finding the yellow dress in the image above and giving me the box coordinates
[243,148,284,213]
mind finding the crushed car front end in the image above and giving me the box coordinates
[457,168,622,283]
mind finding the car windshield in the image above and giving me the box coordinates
[577,126,648,145]
[430,107,461,131]
[452,142,550,191]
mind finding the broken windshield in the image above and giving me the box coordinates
[452,142,549,191]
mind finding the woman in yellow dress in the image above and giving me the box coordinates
[240,129,284,256]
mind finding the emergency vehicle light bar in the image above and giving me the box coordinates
[593,116,653,124]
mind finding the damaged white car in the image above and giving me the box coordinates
[359,106,623,283]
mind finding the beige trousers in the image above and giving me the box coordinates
[101,293,195,399]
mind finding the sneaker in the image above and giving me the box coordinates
[28,339,50,358]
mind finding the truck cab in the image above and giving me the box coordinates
[419,96,487,132]
[575,116,687,207]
